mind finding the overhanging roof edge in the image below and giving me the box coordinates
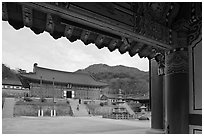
[19,2,173,50]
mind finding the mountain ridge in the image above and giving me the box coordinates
[75,64,149,95]
[76,64,148,75]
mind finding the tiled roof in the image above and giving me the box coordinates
[2,79,22,86]
[101,94,120,99]
[126,95,149,100]
[101,94,149,100]
[20,65,108,87]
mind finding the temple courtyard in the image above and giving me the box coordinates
[2,116,150,134]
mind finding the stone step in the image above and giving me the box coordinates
[2,98,16,118]
[122,103,135,115]
[68,99,89,117]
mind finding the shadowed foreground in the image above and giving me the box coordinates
[2,116,150,134]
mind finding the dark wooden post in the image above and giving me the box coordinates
[147,59,164,133]
[165,48,189,133]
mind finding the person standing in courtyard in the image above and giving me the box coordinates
[88,109,91,116]
[77,104,79,111]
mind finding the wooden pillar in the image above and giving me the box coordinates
[149,59,164,131]
[165,48,189,133]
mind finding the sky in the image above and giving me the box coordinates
[2,21,149,73]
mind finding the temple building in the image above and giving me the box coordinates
[19,63,108,99]
[2,78,24,90]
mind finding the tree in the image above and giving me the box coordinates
[2,64,16,79]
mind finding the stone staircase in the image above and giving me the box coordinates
[2,98,16,118]
[68,99,89,117]
[122,102,136,116]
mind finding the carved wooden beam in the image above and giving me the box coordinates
[107,39,121,52]
[18,2,172,50]
[22,5,33,27]
[80,30,91,45]
[128,42,144,57]
[45,13,54,33]
[2,3,8,21]
[64,24,74,39]
[95,35,105,49]
[3,2,176,59]
[30,9,46,34]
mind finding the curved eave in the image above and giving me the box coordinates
[2,83,22,86]
[2,2,172,60]
[20,74,108,88]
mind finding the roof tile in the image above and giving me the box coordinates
[21,66,108,87]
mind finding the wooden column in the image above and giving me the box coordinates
[149,59,164,131]
[165,48,189,133]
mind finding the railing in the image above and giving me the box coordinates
[103,113,136,120]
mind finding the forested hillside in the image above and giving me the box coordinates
[76,64,149,96]
[2,64,18,80]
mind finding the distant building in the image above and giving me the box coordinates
[2,78,24,90]
[125,95,150,111]
[100,93,150,110]
[100,94,119,103]
[19,63,108,99]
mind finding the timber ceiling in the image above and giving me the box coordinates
[3,2,196,59]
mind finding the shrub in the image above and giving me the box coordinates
[100,102,104,106]
[138,115,149,120]
[41,98,47,103]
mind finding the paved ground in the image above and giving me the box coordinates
[2,116,151,134]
